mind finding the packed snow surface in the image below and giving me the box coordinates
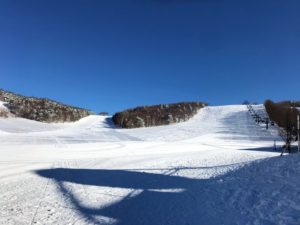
[0,105,299,225]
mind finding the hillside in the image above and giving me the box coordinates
[0,89,93,122]
[112,102,207,128]
[0,104,280,143]
[1,104,299,225]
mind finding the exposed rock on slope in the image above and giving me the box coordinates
[112,102,207,128]
[0,89,93,122]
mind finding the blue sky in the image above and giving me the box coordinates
[0,0,299,114]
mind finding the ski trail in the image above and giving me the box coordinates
[1,105,291,225]
[30,163,55,225]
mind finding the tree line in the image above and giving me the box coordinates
[264,100,300,143]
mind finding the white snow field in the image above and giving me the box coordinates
[1,103,300,225]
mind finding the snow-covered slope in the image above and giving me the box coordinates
[1,105,299,225]
[120,105,280,142]
[0,105,280,144]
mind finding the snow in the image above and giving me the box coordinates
[0,101,6,109]
[0,100,9,115]
[0,104,299,225]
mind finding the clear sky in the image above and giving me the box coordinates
[0,0,299,114]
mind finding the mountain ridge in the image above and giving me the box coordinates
[0,89,93,122]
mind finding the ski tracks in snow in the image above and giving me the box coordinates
[2,105,299,225]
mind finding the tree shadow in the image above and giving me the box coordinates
[35,155,299,225]
[103,117,117,128]
[217,110,280,142]
[239,146,278,153]
[239,146,299,154]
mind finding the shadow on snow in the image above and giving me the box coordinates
[35,153,299,225]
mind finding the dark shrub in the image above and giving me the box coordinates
[264,99,299,142]
[112,102,207,128]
